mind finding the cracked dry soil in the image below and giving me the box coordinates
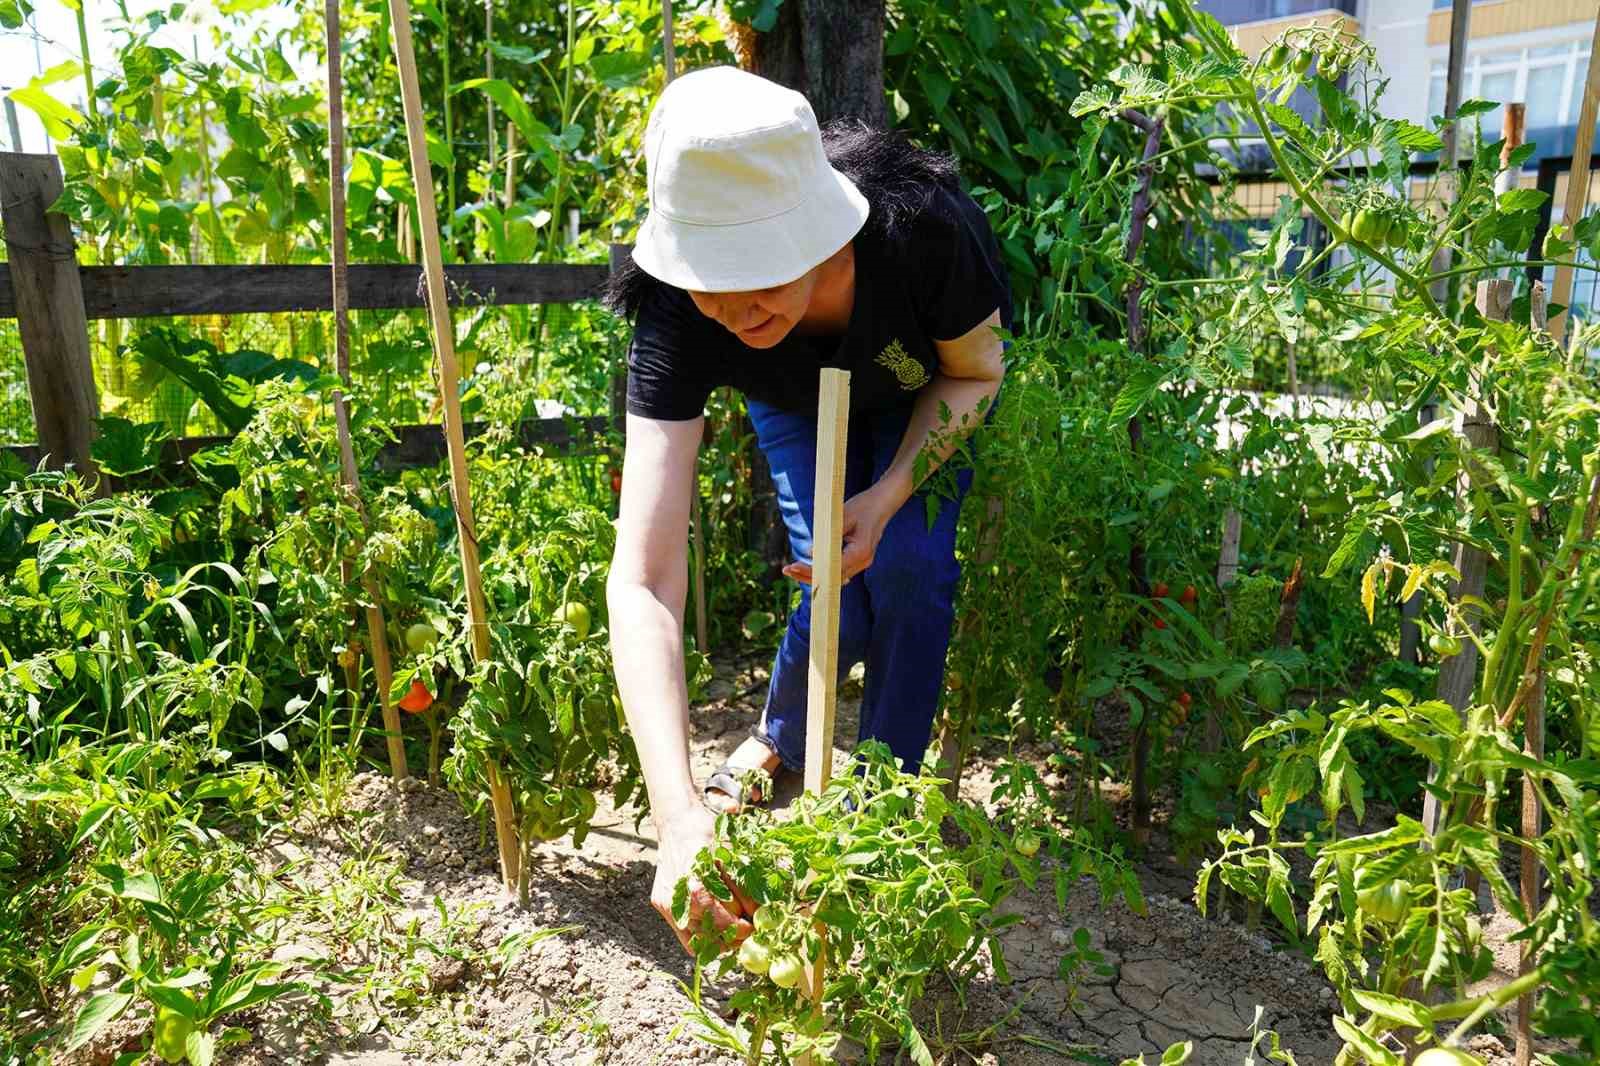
[203,654,1526,1066]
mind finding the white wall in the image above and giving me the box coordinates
[1365,0,1440,128]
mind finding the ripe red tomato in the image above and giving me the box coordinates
[398,678,433,713]
[1153,617,1167,630]
[1152,582,1170,598]
[610,468,623,495]
[1180,584,1197,606]
[1178,691,1192,709]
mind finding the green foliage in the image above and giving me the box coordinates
[678,742,1134,1064]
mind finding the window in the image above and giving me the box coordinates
[1426,38,1595,158]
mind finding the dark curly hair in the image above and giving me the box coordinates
[601,118,962,320]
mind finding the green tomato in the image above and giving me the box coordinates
[554,601,592,640]
[753,905,782,935]
[1357,879,1411,924]
[768,952,805,989]
[1266,43,1290,69]
[1340,209,1356,237]
[1014,830,1042,858]
[153,1007,193,1063]
[404,622,436,654]
[1429,632,1463,657]
[613,693,627,730]
[738,937,772,976]
[1414,1050,1485,1066]
[1292,51,1313,75]
[1353,209,1383,244]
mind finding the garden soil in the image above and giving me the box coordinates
[173,654,1527,1066]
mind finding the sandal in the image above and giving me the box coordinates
[704,728,784,813]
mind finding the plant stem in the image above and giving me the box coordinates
[75,1,95,121]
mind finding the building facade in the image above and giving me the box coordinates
[1197,0,1600,164]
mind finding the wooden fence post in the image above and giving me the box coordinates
[0,152,99,482]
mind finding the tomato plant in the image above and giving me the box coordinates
[677,743,1135,1064]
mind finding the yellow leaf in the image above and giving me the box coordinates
[1361,561,1379,624]
[1399,565,1425,605]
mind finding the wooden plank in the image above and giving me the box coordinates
[0,262,608,320]
[805,368,850,796]
[0,152,99,481]
[1551,8,1600,346]
[2,414,607,480]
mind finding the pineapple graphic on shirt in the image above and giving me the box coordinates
[875,338,929,390]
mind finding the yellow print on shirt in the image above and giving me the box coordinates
[875,338,929,390]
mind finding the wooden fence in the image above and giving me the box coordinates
[0,151,620,480]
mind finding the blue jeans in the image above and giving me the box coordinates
[747,399,974,776]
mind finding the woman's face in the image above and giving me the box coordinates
[686,266,820,349]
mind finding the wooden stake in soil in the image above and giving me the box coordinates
[326,0,407,783]
[805,368,850,796]
[387,0,520,893]
[1425,105,1523,840]
[800,368,849,1061]
[1550,8,1600,348]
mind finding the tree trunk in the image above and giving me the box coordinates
[727,0,887,577]
[731,0,886,127]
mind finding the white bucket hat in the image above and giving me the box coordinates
[631,66,870,293]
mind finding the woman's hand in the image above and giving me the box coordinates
[652,803,755,954]
[783,474,911,586]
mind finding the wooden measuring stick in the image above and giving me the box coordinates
[799,368,849,1061]
[387,0,520,893]
[325,0,407,783]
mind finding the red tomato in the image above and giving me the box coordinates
[1178,691,1192,708]
[610,468,623,495]
[398,678,433,714]
[1152,582,1170,598]
[1153,617,1168,630]
[1180,584,1198,606]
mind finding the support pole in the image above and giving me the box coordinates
[0,152,100,484]
[804,368,850,796]
[326,0,407,783]
[661,0,676,83]
[1551,8,1600,347]
[1406,0,1474,664]
[1426,109,1522,838]
[801,367,848,1066]
[388,0,519,893]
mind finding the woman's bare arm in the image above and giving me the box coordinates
[607,412,749,948]
[608,412,703,823]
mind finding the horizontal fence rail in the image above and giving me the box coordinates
[0,149,630,483]
[0,262,611,320]
[4,414,611,482]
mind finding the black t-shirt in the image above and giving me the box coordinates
[625,183,1013,420]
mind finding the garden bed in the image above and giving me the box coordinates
[65,653,1530,1066]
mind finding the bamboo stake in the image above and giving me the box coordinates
[651,3,708,654]
[326,0,407,783]
[1405,0,1474,664]
[799,369,849,1063]
[1512,281,1552,1066]
[661,0,676,83]
[387,0,519,892]
[1550,8,1600,347]
[1427,108,1522,839]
